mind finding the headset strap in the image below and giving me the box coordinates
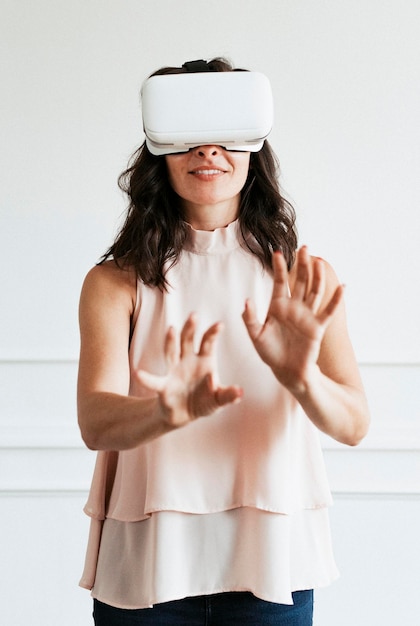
[182,59,211,72]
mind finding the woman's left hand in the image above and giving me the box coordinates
[242,246,343,394]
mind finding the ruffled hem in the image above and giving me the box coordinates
[84,497,333,523]
[80,507,339,608]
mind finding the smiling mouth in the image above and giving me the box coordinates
[190,169,225,176]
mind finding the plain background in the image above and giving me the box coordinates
[1,1,419,624]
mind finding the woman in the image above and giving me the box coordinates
[78,58,369,625]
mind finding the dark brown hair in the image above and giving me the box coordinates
[100,58,298,289]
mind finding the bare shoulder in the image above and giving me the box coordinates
[80,261,137,315]
[78,262,138,405]
[288,250,341,299]
[315,254,341,297]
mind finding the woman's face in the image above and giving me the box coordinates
[165,145,251,227]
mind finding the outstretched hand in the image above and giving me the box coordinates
[242,247,344,393]
[136,314,243,428]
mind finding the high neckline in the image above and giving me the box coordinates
[183,220,242,254]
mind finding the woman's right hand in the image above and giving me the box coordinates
[78,265,242,451]
[135,314,243,428]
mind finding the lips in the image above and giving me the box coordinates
[191,168,225,175]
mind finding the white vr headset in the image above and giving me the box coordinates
[141,64,273,156]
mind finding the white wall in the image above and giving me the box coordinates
[1,1,419,624]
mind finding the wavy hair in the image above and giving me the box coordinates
[100,58,298,290]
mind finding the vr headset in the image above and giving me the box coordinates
[141,62,273,156]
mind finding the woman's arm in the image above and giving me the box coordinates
[242,247,370,446]
[77,263,242,451]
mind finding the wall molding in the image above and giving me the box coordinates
[2,489,420,500]
[0,489,89,497]
[1,442,419,497]
[3,423,420,451]
[1,361,419,497]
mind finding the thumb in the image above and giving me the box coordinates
[215,384,243,407]
[136,369,166,393]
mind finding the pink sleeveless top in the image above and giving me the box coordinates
[79,221,338,608]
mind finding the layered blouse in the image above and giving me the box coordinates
[79,221,338,608]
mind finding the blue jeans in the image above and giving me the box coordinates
[93,590,313,625]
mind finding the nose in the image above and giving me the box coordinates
[192,145,222,157]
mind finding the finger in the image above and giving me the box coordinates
[189,373,220,417]
[292,246,310,301]
[215,384,243,407]
[201,374,243,412]
[180,313,197,358]
[242,298,263,341]
[198,322,223,357]
[271,251,289,300]
[306,257,325,312]
[318,284,345,326]
[164,326,178,366]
